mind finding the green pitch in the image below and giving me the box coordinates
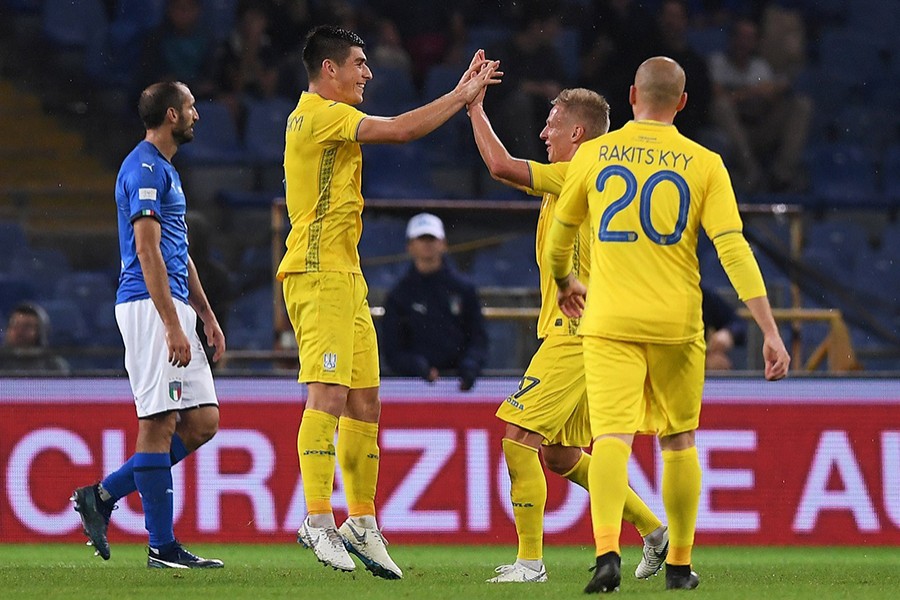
[0,544,897,599]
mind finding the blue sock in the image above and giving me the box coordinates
[101,434,190,505]
[133,452,175,550]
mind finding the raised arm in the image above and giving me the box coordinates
[467,102,532,188]
[357,51,501,144]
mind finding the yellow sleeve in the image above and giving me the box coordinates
[545,150,590,280]
[312,101,367,144]
[700,155,744,239]
[528,161,568,196]
[713,231,767,301]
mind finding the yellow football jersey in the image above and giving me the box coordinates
[553,120,752,343]
[277,92,367,278]
[527,161,592,339]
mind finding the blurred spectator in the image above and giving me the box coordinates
[214,3,280,110]
[484,12,567,161]
[0,303,71,374]
[708,17,811,193]
[381,214,488,391]
[369,18,412,72]
[139,0,217,99]
[265,0,315,56]
[653,0,714,140]
[702,286,747,370]
[579,0,658,130]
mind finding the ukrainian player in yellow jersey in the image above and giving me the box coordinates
[279,25,500,578]
[467,88,668,583]
[546,57,790,593]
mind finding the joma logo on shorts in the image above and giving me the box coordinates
[511,501,534,508]
[504,396,525,411]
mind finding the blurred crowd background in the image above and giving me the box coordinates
[0,0,897,375]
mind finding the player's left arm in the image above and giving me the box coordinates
[704,159,789,380]
[187,255,226,362]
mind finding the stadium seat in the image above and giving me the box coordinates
[0,275,37,315]
[54,271,117,326]
[804,220,871,272]
[686,27,727,57]
[358,216,408,261]
[42,0,108,48]
[361,143,437,199]
[805,143,878,206]
[0,221,28,253]
[553,27,581,81]
[228,286,274,350]
[817,29,885,85]
[9,248,72,296]
[468,235,539,289]
[243,98,295,165]
[41,299,89,346]
[359,66,418,116]
[202,0,239,42]
[84,18,145,89]
[882,145,900,203]
[177,100,247,164]
[114,0,166,31]
[484,320,520,371]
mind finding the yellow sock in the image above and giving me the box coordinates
[623,487,663,538]
[298,409,338,515]
[337,416,380,518]
[662,446,701,566]
[561,451,590,490]
[589,437,631,556]
[502,439,546,561]
[562,449,661,537]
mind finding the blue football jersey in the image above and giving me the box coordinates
[115,141,189,304]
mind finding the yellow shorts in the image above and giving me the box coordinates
[495,336,592,448]
[282,271,379,389]
[582,336,706,438]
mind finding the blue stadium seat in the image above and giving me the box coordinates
[84,18,145,89]
[805,143,878,206]
[202,0,239,42]
[804,220,871,272]
[177,100,247,164]
[243,98,295,165]
[54,271,117,326]
[361,143,437,199]
[228,286,274,350]
[358,217,408,261]
[358,66,418,115]
[854,254,900,305]
[468,235,539,289]
[0,275,37,315]
[362,262,407,290]
[0,221,28,253]
[883,145,900,203]
[9,248,72,296]
[686,27,727,57]
[485,320,518,370]
[817,29,885,85]
[41,299,89,346]
[553,27,580,81]
[115,0,166,31]
[42,0,108,48]
[421,65,478,167]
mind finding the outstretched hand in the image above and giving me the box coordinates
[456,49,502,105]
[556,274,587,318]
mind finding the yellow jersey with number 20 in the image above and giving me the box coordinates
[553,120,757,343]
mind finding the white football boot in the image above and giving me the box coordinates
[297,516,356,572]
[338,518,402,579]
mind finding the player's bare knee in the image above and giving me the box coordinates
[542,445,582,475]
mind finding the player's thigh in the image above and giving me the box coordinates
[283,272,355,386]
[116,299,215,418]
[582,336,648,437]
[497,336,588,445]
[646,338,705,437]
[350,274,379,390]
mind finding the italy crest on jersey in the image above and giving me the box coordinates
[168,379,183,403]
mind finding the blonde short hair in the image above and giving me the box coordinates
[552,88,611,139]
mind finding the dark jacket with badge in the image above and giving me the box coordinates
[382,260,488,387]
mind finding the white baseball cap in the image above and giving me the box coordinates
[406,213,445,240]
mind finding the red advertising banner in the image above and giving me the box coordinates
[1,378,898,545]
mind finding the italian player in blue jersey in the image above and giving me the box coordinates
[546,57,790,593]
[71,81,226,569]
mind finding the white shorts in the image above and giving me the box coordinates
[116,298,218,418]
